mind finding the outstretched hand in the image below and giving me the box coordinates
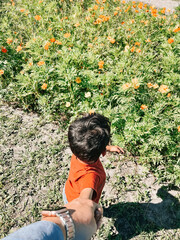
[106,145,124,154]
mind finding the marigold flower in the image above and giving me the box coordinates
[1,48,7,53]
[66,102,71,107]
[122,0,126,4]
[20,9,25,12]
[94,5,98,10]
[114,11,118,16]
[132,78,140,89]
[74,23,80,27]
[75,77,81,83]
[152,83,159,89]
[55,40,62,45]
[130,46,135,52]
[88,43,93,48]
[34,15,41,21]
[29,62,33,66]
[168,38,174,44]
[174,14,178,19]
[98,61,104,69]
[85,16,91,21]
[37,61,45,66]
[135,42,140,46]
[136,48,141,53]
[121,21,125,25]
[44,42,51,50]
[0,70,4,75]
[147,82,153,88]
[41,83,47,90]
[122,83,131,90]
[50,38,56,42]
[16,46,22,52]
[173,27,180,33]
[110,38,116,44]
[158,85,169,93]
[85,92,91,98]
[167,93,171,97]
[64,33,71,38]
[140,104,148,110]
[177,126,180,132]
[145,39,151,43]
[131,19,135,24]
[7,38,13,44]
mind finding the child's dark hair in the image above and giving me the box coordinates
[68,113,111,162]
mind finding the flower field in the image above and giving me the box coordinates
[0,0,180,185]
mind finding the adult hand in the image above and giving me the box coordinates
[65,198,103,240]
[41,198,103,240]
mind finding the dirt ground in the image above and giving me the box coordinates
[0,101,179,239]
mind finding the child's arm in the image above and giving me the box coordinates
[79,188,94,200]
[106,145,124,154]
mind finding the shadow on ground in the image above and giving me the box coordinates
[104,186,180,240]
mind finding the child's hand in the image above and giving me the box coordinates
[106,145,124,154]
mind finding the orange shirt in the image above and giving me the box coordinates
[65,154,106,203]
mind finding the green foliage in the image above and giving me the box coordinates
[0,0,179,185]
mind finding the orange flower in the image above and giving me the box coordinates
[135,10,139,13]
[145,39,151,43]
[167,93,171,97]
[0,69,4,75]
[94,5,98,10]
[29,62,33,66]
[34,15,41,21]
[75,77,81,83]
[55,40,62,45]
[85,16,91,21]
[168,38,174,44]
[88,43,93,48]
[121,21,125,25]
[1,47,7,53]
[16,46,22,52]
[64,33,71,38]
[122,83,131,90]
[114,11,118,16]
[140,104,148,110]
[136,48,141,53]
[7,38,13,44]
[131,19,135,24]
[130,46,135,52]
[37,61,45,66]
[98,61,104,69]
[44,42,51,50]
[41,83,47,90]
[20,9,25,12]
[147,82,153,88]
[174,14,178,19]
[135,42,140,46]
[132,78,140,89]
[173,27,180,33]
[177,126,180,132]
[158,85,169,93]
[74,23,80,27]
[122,0,126,4]
[100,6,104,12]
[161,8,166,14]
[152,83,159,89]
[50,38,56,42]
[110,38,116,44]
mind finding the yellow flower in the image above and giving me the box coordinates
[34,15,41,21]
[152,83,159,89]
[98,61,104,69]
[20,9,25,12]
[75,77,81,83]
[158,85,169,93]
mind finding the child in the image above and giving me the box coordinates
[63,113,123,204]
